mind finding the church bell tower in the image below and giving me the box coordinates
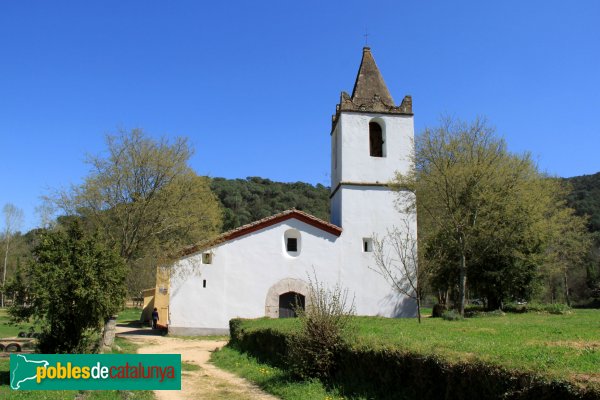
[330,47,415,230]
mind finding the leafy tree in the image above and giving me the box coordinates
[588,232,600,300]
[564,172,600,300]
[395,117,589,314]
[564,172,600,233]
[52,129,223,294]
[541,207,592,305]
[9,222,126,353]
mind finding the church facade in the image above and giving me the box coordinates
[168,47,417,335]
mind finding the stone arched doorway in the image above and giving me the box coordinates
[265,278,310,318]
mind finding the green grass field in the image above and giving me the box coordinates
[0,308,33,339]
[234,309,600,385]
[116,307,143,326]
[0,307,143,339]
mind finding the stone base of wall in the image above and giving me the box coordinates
[168,326,230,336]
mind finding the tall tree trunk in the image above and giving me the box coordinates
[416,296,422,324]
[458,252,467,316]
[2,237,9,308]
[563,270,571,307]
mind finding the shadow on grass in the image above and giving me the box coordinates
[0,370,9,386]
[118,320,145,328]
[116,323,167,337]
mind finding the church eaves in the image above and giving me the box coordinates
[332,47,412,129]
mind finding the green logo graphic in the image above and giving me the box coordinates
[10,354,181,390]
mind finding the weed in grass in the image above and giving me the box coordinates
[465,309,506,318]
[111,337,140,354]
[181,362,201,371]
[288,275,355,380]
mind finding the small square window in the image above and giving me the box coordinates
[363,238,373,252]
[202,253,212,264]
[287,238,298,252]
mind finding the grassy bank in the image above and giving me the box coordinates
[212,346,347,400]
[235,309,600,383]
[226,310,600,398]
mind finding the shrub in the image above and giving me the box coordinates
[8,222,127,353]
[502,302,528,313]
[503,302,572,315]
[441,309,463,321]
[541,303,571,315]
[287,276,355,380]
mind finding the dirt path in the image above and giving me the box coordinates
[116,326,279,400]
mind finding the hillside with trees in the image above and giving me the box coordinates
[564,171,600,233]
[210,172,600,236]
[210,177,330,232]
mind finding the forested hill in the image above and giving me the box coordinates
[210,177,330,232]
[564,171,600,233]
[210,173,600,234]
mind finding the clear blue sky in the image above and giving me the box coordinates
[1,1,599,231]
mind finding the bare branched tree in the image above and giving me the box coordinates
[372,216,424,323]
[2,203,24,307]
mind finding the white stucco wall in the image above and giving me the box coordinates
[336,186,417,317]
[336,113,414,184]
[169,218,342,334]
[331,111,414,230]
[169,199,417,334]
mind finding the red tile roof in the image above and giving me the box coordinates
[180,209,342,257]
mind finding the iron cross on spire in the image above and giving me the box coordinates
[364,27,369,46]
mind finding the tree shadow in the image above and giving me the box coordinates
[117,325,167,337]
[0,370,9,386]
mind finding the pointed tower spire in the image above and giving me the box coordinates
[332,47,412,129]
[351,47,394,105]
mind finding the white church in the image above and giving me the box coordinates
[167,47,417,335]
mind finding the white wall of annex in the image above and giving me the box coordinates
[169,218,341,331]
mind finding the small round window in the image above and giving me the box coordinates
[284,229,301,257]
